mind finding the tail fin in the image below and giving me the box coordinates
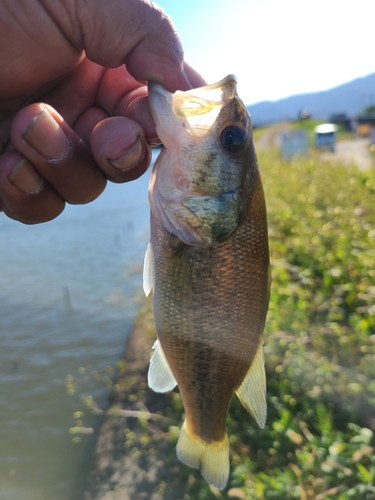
[176,421,229,490]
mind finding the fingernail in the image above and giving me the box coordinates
[24,109,71,160]
[108,136,143,170]
[9,158,44,194]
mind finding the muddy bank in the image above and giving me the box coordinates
[83,297,196,500]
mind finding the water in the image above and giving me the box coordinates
[0,159,153,499]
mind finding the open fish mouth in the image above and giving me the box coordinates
[148,75,238,143]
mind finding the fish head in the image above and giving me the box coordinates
[148,75,257,246]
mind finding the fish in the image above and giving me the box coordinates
[143,75,270,490]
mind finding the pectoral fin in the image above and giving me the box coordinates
[148,340,177,393]
[143,241,154,297]
[235,342,267,428]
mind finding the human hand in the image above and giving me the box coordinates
[0,0,205,224]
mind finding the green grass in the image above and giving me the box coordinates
[292,118,324,136]
[252,126,268,143]
[234,149,375,500]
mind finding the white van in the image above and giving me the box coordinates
[314,123,338,152]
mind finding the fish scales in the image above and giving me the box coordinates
[151,183,269,440]
[144,75,270,489]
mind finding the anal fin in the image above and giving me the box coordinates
[235,341,267,428]
[176,421,229,490]
[148,340,177,393]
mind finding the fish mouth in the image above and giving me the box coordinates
[148,75,237,113]
[148,76,240,144]
[148,81,173,118]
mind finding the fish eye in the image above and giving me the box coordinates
[220,126,247,154]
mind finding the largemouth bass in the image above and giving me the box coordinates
[143,75,270,490]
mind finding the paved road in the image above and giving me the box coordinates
[320,137,373,171]
[256,125,374,171]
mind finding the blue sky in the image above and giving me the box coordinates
[154,0,374,105]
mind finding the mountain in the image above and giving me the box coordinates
[247,73,375,126]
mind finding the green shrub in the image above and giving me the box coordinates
[224,149,375,499]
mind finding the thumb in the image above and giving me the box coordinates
[60,0,191,92]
